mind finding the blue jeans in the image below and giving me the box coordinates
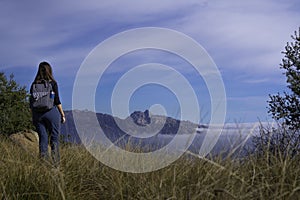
[33,106,61,166]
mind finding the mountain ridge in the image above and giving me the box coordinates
[61,109,202,143]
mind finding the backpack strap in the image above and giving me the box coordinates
[33,80,50,88]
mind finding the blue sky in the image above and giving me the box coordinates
[1,0,299,123]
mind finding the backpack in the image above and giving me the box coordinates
[30,80,54,112]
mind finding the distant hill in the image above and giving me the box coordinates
[61,110,202,144]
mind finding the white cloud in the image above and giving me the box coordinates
[176,0,299,75]
[243,78,270,84]
[0,0,207,69]
[1,0,298,75]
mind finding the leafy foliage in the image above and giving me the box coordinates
[0,72,32,135]
[268,27,300,129]
[254,27,300,157]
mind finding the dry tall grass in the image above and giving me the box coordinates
[1,134,300,200]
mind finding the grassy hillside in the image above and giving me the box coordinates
[1,135,300,200]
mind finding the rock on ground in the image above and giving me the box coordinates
[9,130,42,155]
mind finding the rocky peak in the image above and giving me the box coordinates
[130,110,151,126]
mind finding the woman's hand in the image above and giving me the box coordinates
[61,115,66,123]
[57,104,66,123]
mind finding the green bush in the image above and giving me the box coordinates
[254,27,300,157]
[0,72,33,135]
[268,27,300,130]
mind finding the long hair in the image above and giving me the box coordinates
[33,61,56,83]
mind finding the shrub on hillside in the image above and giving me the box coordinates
[0,72,32,135]
[254,27,300,157]
[253,123,300,157]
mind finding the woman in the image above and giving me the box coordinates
[30,61,66,167]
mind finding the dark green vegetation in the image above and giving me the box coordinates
[0,72,32,135]
[268,27,300,129]
[254,27,300,157]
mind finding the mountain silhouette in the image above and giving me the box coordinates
[61,110,202,144]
